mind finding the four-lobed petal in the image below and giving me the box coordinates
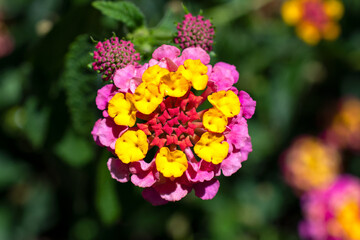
[194,132,229,164]
[177,59,208,90]
[203,108,228,133]
[115,130,149,164]
[108,92,137,127]
[208,90,241,118]
[155,147,188,178]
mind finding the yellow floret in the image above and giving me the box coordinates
[194,132,229,164]
[115,130,148,164]
[281,0,303,26]
[155,147,188,178]
[208,90,240,118]
[203,108,228,133]
[322,21,340,40]
[133,82,163,115]
[108,93,137,127]
[336,201,360,239]
[323,0,344,20]
[177,59,208,90]
[296,22,321,45]
[142,65,170,85]
[160,72,190,97]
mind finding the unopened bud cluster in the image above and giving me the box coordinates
[92,37,140,81]
[175,13,215,52]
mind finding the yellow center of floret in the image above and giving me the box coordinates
[208,90,241,118]
[203,108,228,133]
[194,132,229,164]
[155,147,188,178]
[115,130,148,164]
[108,92,137,127]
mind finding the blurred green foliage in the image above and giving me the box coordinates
[0,0,359,239]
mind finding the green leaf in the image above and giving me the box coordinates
[0,64,30,109]
[0,151,29,189]
[92,1,145,29]
[55,128,94,167]
[95,152,121,225]
[62,34,98,135]
[181,3,190,14]
[23,97,50,149]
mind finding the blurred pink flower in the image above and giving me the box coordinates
[0,22,14,58]
[300,175,360,240]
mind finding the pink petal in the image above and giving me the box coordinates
[142,187,168,206]
[240,137,253,162]
[102,110,109,118]
[152,45,180,60]
[107,157,130,183]
[185,149,216,183]
[113,65,138,93]
[129,160,157,188]
[220,151,243,177]
[226,117,250,150]
[239,91,256,119]
[209,62,239,91]
[229,86,239,95]
[177,47,210,65]
[91,119,103,146]
[91,118,127,148]
[194,179,220,200]
[214,62,239,83]
[153,179,191,202]
[95,84,119,110]
[128,78,142,93]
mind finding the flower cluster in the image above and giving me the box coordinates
[323,98,360,152]
[281,0,344,45]
[174,13,215,52]
[92,36,140,81]
[92,44,256,205]
[300,176,360,240]
[281,136,341,193]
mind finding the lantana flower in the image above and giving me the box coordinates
[174,13,215,52]
[299,175,360,240]
[323,98,360,152]
[92,44,256,205]
[281,0,344,45]
[281,136,341,193]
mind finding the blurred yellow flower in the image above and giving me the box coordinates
[281,0,344,45]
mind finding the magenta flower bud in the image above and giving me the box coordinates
[174,13,215,52]
[92,37,140,81]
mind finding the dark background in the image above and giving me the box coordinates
[0,0,359,239]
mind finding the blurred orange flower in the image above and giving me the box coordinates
[323,98,360,152]
[281,0,344,45]
[281,136,341,193]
